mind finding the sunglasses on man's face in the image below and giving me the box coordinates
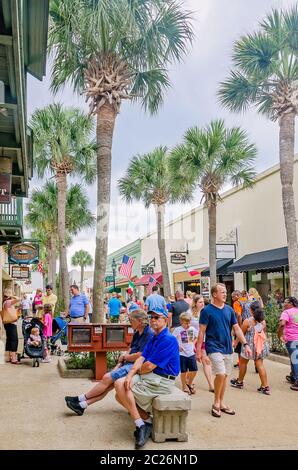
[150,315,162,320]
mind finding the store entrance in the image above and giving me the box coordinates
[184,280,200,295]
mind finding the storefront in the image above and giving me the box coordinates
[227,246,289,302]
[172,270,202,295]
[134,272,163,297]
[201,259,234,302]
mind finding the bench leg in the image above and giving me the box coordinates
[152,410,188,443]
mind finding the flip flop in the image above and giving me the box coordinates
[211,405,221,418]
[220,406,236,415]
[187,384,196,395]
[183,388,191,395]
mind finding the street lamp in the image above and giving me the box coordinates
[112,258,117,291]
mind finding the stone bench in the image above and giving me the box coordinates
[152,388,191,443]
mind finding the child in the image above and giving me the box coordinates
[41,304,53,363]
[27,327,42,347]
[173,312,198,395]
[231,307,270,394]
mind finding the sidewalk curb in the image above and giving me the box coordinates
[268,353,290,366]
[58,358,94,379]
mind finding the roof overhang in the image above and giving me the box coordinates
[227,247,288,273]
[201,259,234,277]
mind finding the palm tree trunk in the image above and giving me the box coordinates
[80,265,84,293]
[208,203,217,288]
[279,112,298,297]
[52,236,57,290]
[156,204,171,298]
[46,239,52,286]
[56,173,69,309]
[93,103,117,322]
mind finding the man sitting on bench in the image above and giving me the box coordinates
[114,307,180,449]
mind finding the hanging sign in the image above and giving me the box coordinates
[11,265,30,279]
[216,244,236,259]
[8,242,39,264]
[170,253,187,264]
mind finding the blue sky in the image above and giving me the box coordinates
[26,0,297,267]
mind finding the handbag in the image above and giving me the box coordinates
[1,305,18,324]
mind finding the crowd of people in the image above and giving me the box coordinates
[64,283,298,449]
[2,280,297,449]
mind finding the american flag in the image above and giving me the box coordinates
[148,275,157,293]
[37,262,44,273]
[119,255,134,279]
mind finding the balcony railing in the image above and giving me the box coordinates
[0,198,23,227]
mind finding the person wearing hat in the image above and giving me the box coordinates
[114,306,180,449]
[1,288,20,364]
[65,308,153,415]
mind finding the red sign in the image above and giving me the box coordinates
[0,173,11,203]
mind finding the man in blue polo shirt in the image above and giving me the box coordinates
[114,306,180,449]
[68,285,89,323]
[108,292,122,323]
[64,306,153,415]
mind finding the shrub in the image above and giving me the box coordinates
[65,351,121,371]
[264,298,287,354]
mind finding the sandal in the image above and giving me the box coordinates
[211,405,221,418]
[187,383,196,395]
[220,406,236,415]
[183,388,191,395]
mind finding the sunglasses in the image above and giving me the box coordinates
[150,315,163,320]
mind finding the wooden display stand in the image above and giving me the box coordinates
[67,323,133,380]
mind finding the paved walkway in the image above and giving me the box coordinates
[0,353,297,450]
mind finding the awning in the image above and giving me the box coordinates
[201,259,234,277]
[227,247,288,273]
[134,272,163,286]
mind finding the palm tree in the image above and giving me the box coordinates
[26,181,95,292]
[170,120,257,286]
[30,104,96,308]
[218,7,298,296]
[49,0,193,322]
[71,250,93,292]
[119,147,193,297]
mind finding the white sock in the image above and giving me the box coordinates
[135,418,145,428]
[144,417,152,424]
[79,400,88,409]
[78,394,86,402]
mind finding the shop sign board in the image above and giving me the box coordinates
[141,266,154,275]
[11,265,30,279]
[216,244,236,259]
[8,242,39,264]
[170,253,187,264]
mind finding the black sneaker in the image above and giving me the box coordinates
[286,375,295,384]
[290,381,298,391]
[135,423,152,449]
[65,397,85,416]
[230,378,244,389]
[65,396,79,404]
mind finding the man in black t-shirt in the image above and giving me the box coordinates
[169,291,190,330]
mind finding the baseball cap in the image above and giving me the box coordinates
[148,306,168,318]
[128,303,140,312]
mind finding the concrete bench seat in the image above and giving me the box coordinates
[152,387,191,443]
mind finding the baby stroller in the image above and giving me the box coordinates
[50,315,69,355]
[22,317,45,367]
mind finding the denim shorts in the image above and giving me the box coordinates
[110,363,133,381]
[180,354,198,373]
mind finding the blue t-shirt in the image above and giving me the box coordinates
[69,294,89,318]
[145,293,166,311]
[128,325,154,355]
[108,298,122,317]
[142,327,180,376]
[199,303,238,355]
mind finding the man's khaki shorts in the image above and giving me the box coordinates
[209,352,233,376]
[131,372,175,414]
